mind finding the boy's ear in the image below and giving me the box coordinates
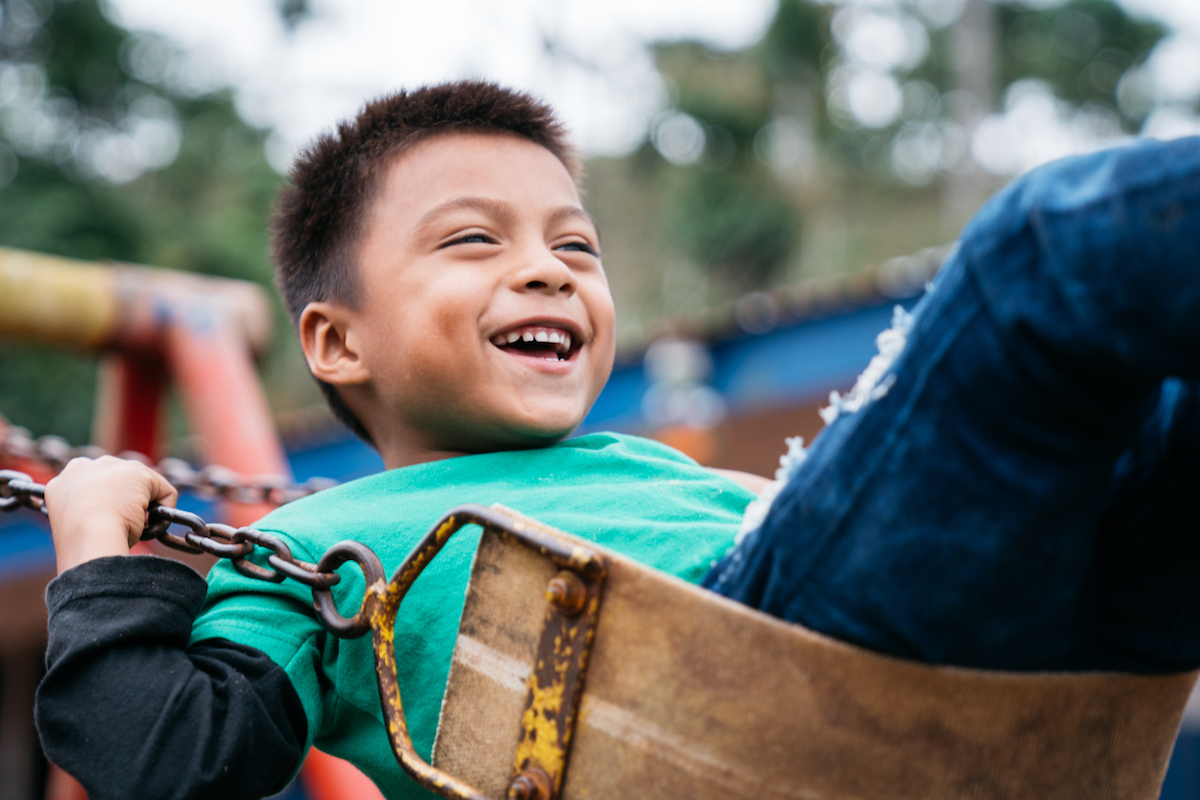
[298,302,371,386]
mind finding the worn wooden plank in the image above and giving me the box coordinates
[433,521,1196,800]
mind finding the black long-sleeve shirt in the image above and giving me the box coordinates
[35,555,307,800]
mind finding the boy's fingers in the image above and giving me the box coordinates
[148,471,179,508]
[49,456,177,505]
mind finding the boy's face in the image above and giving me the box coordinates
[341,132,615,462]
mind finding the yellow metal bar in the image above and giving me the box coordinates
[0,247,273,357]
[0,247,118,350]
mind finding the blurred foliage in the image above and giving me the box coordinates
[638,3,831,290]
[276,0,311,31]
[0,0,305,444]
[592,0,1169,339]
[665,167,798,294]
[650,40,802,292]
[0,0,1178,441]
[998,0,1165,111]
[762,0,830,77]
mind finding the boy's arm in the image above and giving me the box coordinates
[35,458,309,799]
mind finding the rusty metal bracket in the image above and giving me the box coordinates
[507,523,605,800]
[362,503,608,800]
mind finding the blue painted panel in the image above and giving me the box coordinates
[0,512,54,581]
[0,438,380,586]
[0,298,915,584]
[581,361,648,431]
[288,434,385,483]
[582,299,917,432]
[0,299,914,582]
[712,300,915,413]
[1161,729,1200,799]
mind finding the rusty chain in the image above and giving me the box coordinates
[0,424,375,633]
[0,423,338,505]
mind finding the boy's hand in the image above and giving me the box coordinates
[45,456,178,575]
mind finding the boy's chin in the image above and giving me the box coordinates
[497,422,578,449]
[473,414,582,452]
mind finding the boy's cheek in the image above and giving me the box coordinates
[589,327,617,387]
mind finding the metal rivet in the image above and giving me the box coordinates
[508,766,553,800]
[546,570,587,616]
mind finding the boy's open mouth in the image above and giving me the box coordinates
[490,324,580,361]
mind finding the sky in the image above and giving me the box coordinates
[104,0,778,170]
[102,0,1200,174]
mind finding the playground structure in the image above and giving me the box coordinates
[0,247,372,800]
[0,246,286,519]
[4,245,1200,799]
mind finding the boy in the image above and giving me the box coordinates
[36,78,1200,798]
[36,81,767,800]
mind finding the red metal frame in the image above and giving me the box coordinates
[0,250,379,800]
[92,353,168,459]
[164,312,288,527]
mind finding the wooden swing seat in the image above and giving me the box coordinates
[415,507,1196,800]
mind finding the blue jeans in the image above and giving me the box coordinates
[704,135,1200,674]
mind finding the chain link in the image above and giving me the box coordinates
[0,470,45,515]
[0,424,363,627]
[0,423,338,504]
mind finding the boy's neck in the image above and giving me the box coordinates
[360,406,471,469]
[378,438,469,470]
[373,423,563,471]
[374,421,518,470]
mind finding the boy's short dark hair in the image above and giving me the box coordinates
[271,80,580,443]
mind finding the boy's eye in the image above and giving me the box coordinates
[557,241,598,256]
[444,233,493,246]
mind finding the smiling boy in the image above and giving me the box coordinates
[35,82,764,800]
[34,79,1200,800]
[297,131,615,465]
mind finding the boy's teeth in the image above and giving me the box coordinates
[492,325,576,356]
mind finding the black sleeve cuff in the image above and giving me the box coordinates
[46,554,206,613]
[37,555,308,800]
[45,555,207,668]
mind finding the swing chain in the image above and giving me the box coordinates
[0,423,337,505]
[0,422,347,597]
[0,469,345,592]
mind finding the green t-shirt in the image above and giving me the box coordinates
[191,432,752,799]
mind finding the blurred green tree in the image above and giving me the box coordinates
[608,0,1169,322]
[996,0,1165,115]
[647,37,810,294]
[0,0,293,444]
[809,0,1166,183]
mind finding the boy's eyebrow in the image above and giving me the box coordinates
[547,205,602,241]
[415,197,516,232]
[414,197,601,241]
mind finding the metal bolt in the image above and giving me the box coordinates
[546,570,587,616]
[508,767,553,800]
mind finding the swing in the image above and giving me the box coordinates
[2,466,1192,800]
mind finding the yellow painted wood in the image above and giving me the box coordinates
[0,247,117,350]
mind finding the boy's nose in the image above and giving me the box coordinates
[510,249,576,297]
